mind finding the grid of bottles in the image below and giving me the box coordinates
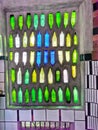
[7,10,80,108]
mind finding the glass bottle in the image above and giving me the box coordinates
[64,12,69,28]
[22,52,27,66]
[44,86,49,102]
[18,87,23,103]
[48,68,53,84]
[63,69,68,83]
[65,51,70,62]
[73,86,79,104]
[38,87,43,103]
[10,68,16,83]
[14,52,19,65]
[73,33,78,45]
[18,15,24,30]
[71,11,76,28]
[9,34,14,48]
[31,88,36,102]
[51,88,56,103]
[10,15,15,30]
[55,69,61,82]
[50,50,55,65]
[15,34,20,48]
[59,31,64,47]
[23,32,28,48]
[40,13,45,27]
[65,87,71,103]
[36,51,41,67]
[58,50,63,65]
[24,89,29,103]
[52,32,57,47]
[12,88,16,103]
[72,49,78,64]
[40,67,45,83]
[30,51,35,66]
[72,65,77,78]
[26,13,32,29]
[48,13,54,29]
[37,32,42,48]
[45,32,50,47]
[24,69,30,85]
[9,51,13,61]
[17,67,22,85]
[66,33,71,47]
[44,50,48,65]
[58,87,63,103]
[56,11,61,28]
[30,32,35,47]
[32,69,37,83]
[34,13,38,30]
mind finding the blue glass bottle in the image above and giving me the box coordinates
[44,50,48,65]
[36,51,41,67]
[50,50,55,65]
[45,32,50,47]
[37,32,42,48]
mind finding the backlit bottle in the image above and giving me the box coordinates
[26,13,32,29]
[51,88,56,103]
[59,31,64,47]
[72,49,78,64]
[58,87,63,102]
[18,87,23,103]
[36,51,41,67]
[30,51,35,66]
[40,67,45,83]
[44,50,48,65]
[48,13,54,29]
[56,11,61,28]
[40,13,45,27]
[73,86,79,103]
[9,51,13,61]
[72,65,77,78]
[31,88,36,102]
[10,68,16,83]
[15,34,20,48]
[50,50,55,65]
[24,89,29,103]
[24,69,30,85]
[52,32,57,47]
[64,12,69,28]
[32,69,37,83]
[10,15,15,30]
[58,50,63,65]
[23,32,28,48]
[45,32,50,47]
[22,52,27,66]
[12,88,16,103]
[73,33,78,45]
[38,87,43,103]
[48,68,53,84]
[63,69,68,83]
[34,14,38,30]
[18,15,23,30]
[44,86,49,102]
[65,87,71,103]
[14,52,19,65]
[66,33,71,47]
[65,51,70,62]
[55,69,61,82]
[37,32,42,48]
[17,67,22,85]
[9,34,14,48]
[71,11,76,28]
[30,32,35,47]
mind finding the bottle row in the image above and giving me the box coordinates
[9,11,76,30]
[12,86,79,104]
[10,67,77,85]
[9,49,78,66]
[8,32,78,49]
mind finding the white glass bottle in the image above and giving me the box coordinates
[14,52,19,65]
[17,67,22,85]
[22,52,27,66]
[15,34,20,48]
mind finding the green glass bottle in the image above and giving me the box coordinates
[38,87,43,103]
[73,33,78,45]
[34,14,38,30]
[55,69,61,82]
[48,13,54,29]
[72,49,78,64]
[24,89,29,103]
[10,15,15,30]
[71,11,76,28]
[18,87,23,103]
[40,13,45,27]
[58,87,63,103]
[9,51,13,61]
[24,69,30,85]
[51,88,56,103]
[31,88,36,102]
[65,87,71,103]
[56,11,61,28]
[10,68,16,83]
[44,86,49,102]
[9,34,14,48]
[73,86,79,104]
[12,88,16,103]
[64,12,69,28]
[26,13,32,29]
[18,15,24,30]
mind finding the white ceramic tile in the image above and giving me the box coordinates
[75,121,85,130]
[5,110,17,121]
[92,61,95,75]
[0,60,4,73]
[94,75,96,90]
[97,90,98,103]
[75,110,85,121]
[47,110,59,121]
[85,75,87,88]
[5,123,18,130]
[0,110,4,121]
[85,103,88,116]
[0,97,5,109]
[0,122,4,130]
[0,73,4,82]
[33,110,46,121]
[90,103,93,116]
[61,110,74,122]
[19,110,31,121]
